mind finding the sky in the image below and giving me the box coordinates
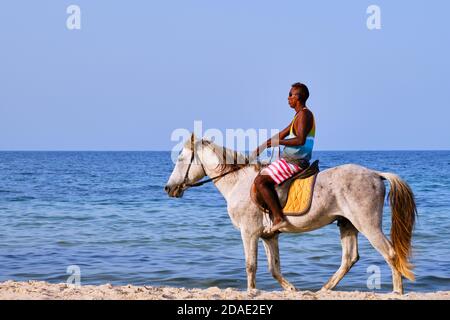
[0,0,449,151]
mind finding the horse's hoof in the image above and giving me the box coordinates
[284,285,296,292]
[247,289,261,296]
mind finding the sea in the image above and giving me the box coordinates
[0,151,449,293]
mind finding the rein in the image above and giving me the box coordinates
[185,167,243,188]
[181,136,248,189]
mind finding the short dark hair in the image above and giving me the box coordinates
[291,82,309,103]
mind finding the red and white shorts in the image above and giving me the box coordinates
[261,158,302,185]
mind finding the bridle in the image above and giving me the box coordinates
[180,135,247,189]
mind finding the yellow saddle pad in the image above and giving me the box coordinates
[282,173,318,216]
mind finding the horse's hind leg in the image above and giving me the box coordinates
[361,229,403,294]
[262,235,296,291]
[321,218,359,291]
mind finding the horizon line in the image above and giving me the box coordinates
[0,149,449,152]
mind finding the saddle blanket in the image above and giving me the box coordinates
[282,173,317,215]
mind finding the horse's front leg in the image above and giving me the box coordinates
[240,229,259,291]
[262,235,296,291]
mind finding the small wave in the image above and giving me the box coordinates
[0,190,17,194]
[56,240,77,247]
[417,275,450,283]
[9,196,35,202]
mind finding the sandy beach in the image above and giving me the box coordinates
[0,281,449,300]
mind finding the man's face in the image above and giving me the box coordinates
[288,88,300,108]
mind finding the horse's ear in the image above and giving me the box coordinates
[201,138,212,146]
[190,132,199,142]
[202,136,212,144]
[184,132,198,150]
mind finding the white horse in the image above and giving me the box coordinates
[165,134,417,294]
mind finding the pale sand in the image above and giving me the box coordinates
[0,281,449,300]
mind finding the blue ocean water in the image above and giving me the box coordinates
[0,151,449,293]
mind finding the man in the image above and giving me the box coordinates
[252,82,315,233]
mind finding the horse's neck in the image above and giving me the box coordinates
[197,147,259,229]
[198,148,240,200]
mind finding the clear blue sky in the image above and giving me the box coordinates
[1,0,449,151]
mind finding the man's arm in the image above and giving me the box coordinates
[250,111,312,161]
[278,110,313,147]
[266,124,290,148]
[250,124,291,160]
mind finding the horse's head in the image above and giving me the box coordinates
[164,134,207,198]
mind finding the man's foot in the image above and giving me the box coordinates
[262,226,277,238]
[270,217,290,233]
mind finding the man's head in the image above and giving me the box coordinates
[288,82,309,108]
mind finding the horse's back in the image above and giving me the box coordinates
[318,163,384,189]
[320,163,377,175]
[316,163,386,211]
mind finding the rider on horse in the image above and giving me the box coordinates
[252,82,316,233]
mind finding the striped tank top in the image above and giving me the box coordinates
[282,109,315,162]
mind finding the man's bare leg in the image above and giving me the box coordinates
[254,175,290,233]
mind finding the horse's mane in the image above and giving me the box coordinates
[185,137,262,174]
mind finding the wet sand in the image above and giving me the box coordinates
[0,281,449,300]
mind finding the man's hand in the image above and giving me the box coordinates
[249,149,259,163]
[249,134,281,162]
[268,135,280,148]
[249,142,267,163]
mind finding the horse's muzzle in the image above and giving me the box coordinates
[164,184,185,198]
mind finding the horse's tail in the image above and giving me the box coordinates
[378,172,417,281]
